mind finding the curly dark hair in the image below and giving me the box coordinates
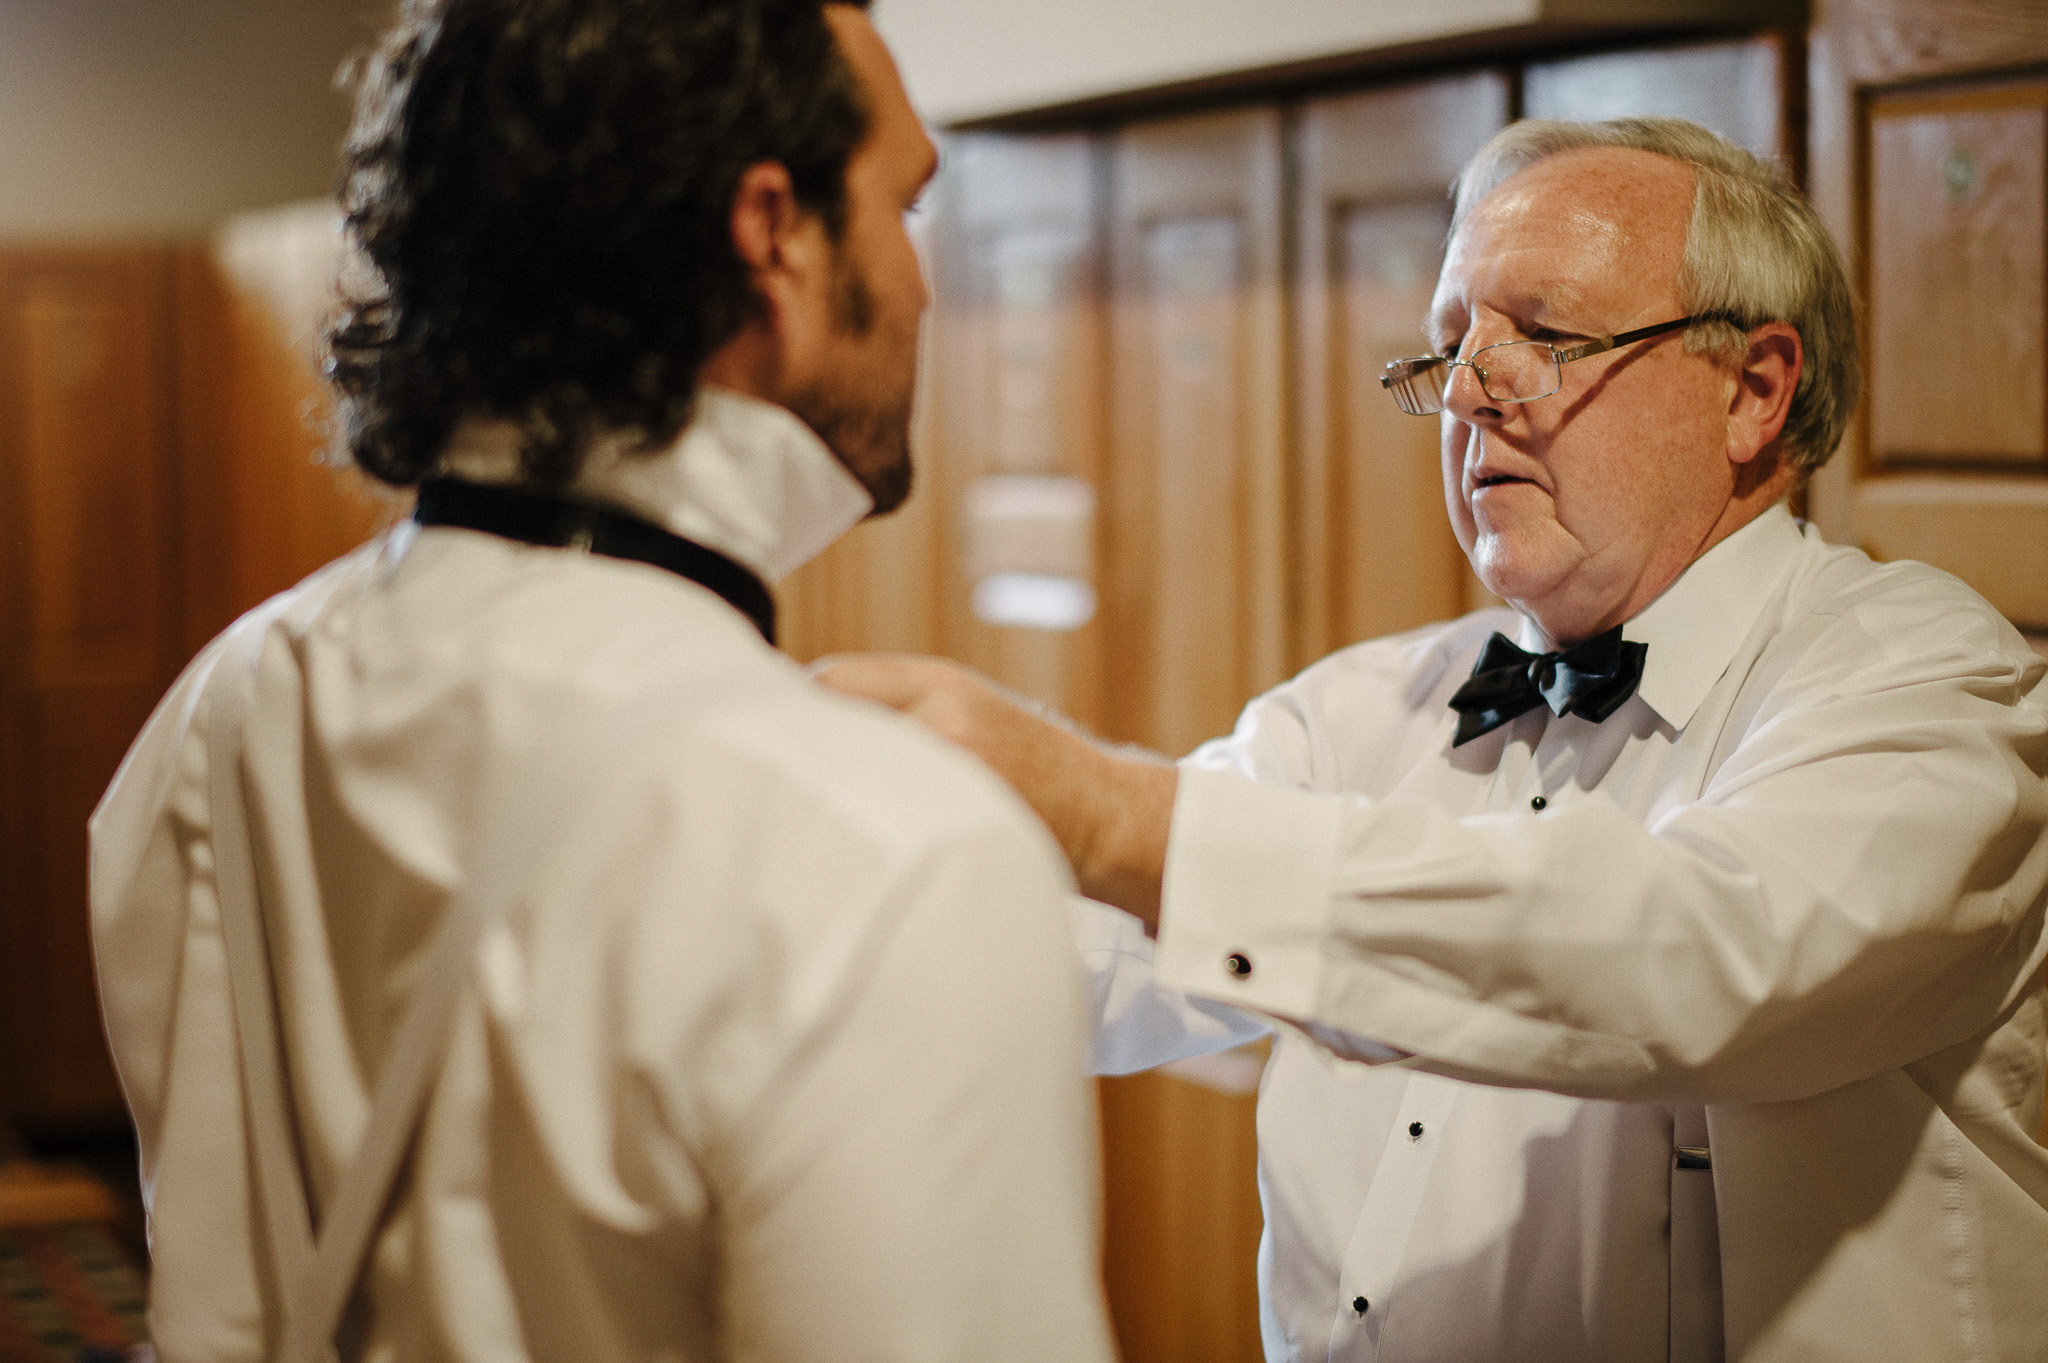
[328,0,874,488]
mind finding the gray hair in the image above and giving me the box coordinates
[1451,117,1858,474]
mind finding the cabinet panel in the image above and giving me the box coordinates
[14,265,175,691]
[1806,0,2048,1154]
[1856,475,2048,624]
[1831,70,2048,628]
[1867,91,2046,467]
[0,249,181,1131]
[1108,107,1287,759]
[909,132,1109,725]
[1097,1070,1263,1363]
[778,204,950,664]
[1143,214,1253,752]
[11,690,157,1121]
[1294,75,1509,664]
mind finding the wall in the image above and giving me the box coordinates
[874,0,1789,124]
[0,0,389,239]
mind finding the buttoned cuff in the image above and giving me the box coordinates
[1154,766,1342,1022]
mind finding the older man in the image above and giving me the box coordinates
[822,118,2048,1361]
[91,3,1117,1361]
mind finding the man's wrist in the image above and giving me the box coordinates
[1068,753,1175,934]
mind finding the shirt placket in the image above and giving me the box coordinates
[1323,1073,1461,1361]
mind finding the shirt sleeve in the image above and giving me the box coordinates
[1070,894,1271,1075]
[1154,606,2048,1105]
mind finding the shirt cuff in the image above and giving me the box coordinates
[1154,765,1343,1023]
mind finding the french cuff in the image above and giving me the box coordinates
[1154,765,1342,1023]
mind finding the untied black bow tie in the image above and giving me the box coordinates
[1447,626,1648,746]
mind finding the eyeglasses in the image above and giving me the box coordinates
[1379,314,1729,416]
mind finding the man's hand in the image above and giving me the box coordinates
[812,655,1174,932]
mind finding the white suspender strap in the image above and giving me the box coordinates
[209,627,763,1363]
[207,633,326,1359]
[275,828,497,1363]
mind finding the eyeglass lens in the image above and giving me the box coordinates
[1385,341,1562,416]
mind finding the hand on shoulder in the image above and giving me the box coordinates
[811,654,1176,930]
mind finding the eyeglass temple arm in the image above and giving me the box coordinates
[1552,313,1736,364]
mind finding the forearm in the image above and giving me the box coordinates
[1157,763,2048,1104]
[1055,745,1175,930]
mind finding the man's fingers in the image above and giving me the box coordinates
[811,654,955,712]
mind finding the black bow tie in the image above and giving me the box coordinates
[1448,627,1648,746]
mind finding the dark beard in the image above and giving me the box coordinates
[786,246,915,517]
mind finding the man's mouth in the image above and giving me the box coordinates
[1473,473,1528,489]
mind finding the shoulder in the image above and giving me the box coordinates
[1774,531,2042,697]
[487,658,1084,1128]
[521,656,1074,919]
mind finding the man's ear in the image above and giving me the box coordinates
[705,160,832,397]
[1726,321,1802,466]
[727,160,829,330]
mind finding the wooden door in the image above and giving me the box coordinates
[0,248,183,1132]
[1096,105,1288,1363]
[1292,73,1510,669]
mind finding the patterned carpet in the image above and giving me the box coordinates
[0,1222,148,1363]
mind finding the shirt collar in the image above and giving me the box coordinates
[439,385,873,585]
[1514,503,1806,733]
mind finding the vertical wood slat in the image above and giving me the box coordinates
[0,249,182,1130]
[1293,73,1509,666]
[909,132,1109,726]
[1107,107,1287,758]
[1867,88,2047,467]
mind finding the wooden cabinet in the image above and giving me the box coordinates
[0,249,184,1131]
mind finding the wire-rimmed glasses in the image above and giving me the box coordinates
[1379,314,1731,416]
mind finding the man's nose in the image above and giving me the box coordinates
[1441,356,1503,424]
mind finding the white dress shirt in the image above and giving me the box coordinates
[1086,505,2048,1361]
[92,388,1119,1363]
